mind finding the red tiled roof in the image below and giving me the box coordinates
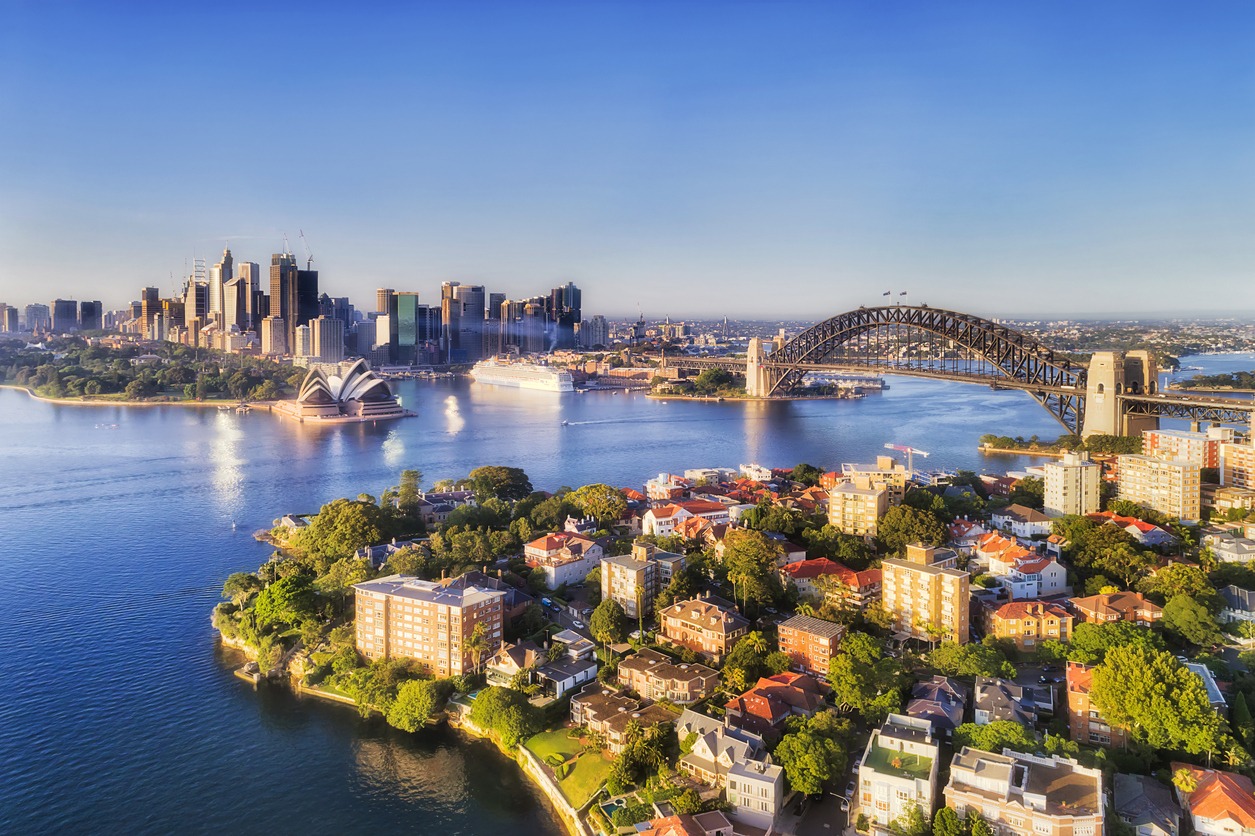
[993,600,1069,621]
[678,499,728,515]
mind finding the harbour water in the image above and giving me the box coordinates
[0,353,1250,834]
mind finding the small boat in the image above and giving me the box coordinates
[561,420,569,426]
[217,405,231,412]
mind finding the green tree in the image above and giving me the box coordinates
[1234,692,1255,750]
[953,721,1038,753]
[888,804,930,836]
[722,631,772,693]
[791,463,824,487]
[253,574,317,627]
[933,807,963,836]
[296,498,389,563]
[570,483,628,528]
[876,506,947,554]
[397,469,423,519]
[928,639,1016,678]
[774,730,844,796]
[969,814,993,836]
[590,599,627,652]
[1090,644,1223,755]
[722,528,781,610]
[1007,476,1045,510]
[466,622,490,673]
[1162,595,1223,648]
[468,466,533,502]
[222,572,262,606]
[672,788,703,815]
[828,631,906,724]
[386,679,454,732]
[1067,620,1166,665]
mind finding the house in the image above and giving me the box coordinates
[906,676,970,739]
[1222,585,1255,624]
[636,812,735,836]
[354,537,424,569]
[998,556,1070,601]
[1114,774,1181,836]
[455,569,534,627]
[486,641,547,688]
[645,473,693,502]
[724,672,825,739]
[857,714,941,834]
[727,759,786,831]
[617,649,720,704]
[1069,591,1163,626]
[949,518,991,554]
[777,614,846,678]
[535,654,598,698]
[643,500,731,536]
[992,504,1055,539]
[779,558,882,607]
[944,748,1104,836]
[524,532,605,589]
[1206,531,1255,564]
[570,682,677,754]
[1088,511,1180,548]
[1185,662,1228,710]
[973,532,1036,574]
[1065,661,1128,748]
[987,601,1073,651]
[973,677,1037,726]
[658,594,750,663]
[1171,764,1255,836]
[675,709,766,787]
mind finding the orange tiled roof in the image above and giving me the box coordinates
[1173,764,1255,829]
[992,600,1069,621]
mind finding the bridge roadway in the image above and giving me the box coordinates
[661,354,1255,426]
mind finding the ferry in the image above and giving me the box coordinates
[469,357,575,392]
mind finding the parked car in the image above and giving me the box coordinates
[572,620,585,629]
[844,781,856,799]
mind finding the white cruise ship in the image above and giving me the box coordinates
[469,357,575,392]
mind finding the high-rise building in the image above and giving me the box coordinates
[394,291,421,364]
[1117,454,1201,523]
[522,301,547,354]
[183,278,208,324]
[1143,427,1233,469]
[78,301,103,332]
[580,315,609,349]
[0,304,18,332]
[50,299,79,333]
[1043,451,1102,517]
[237,261,262,329]
[207,247,233,326]
[260,316,287,356]
[296,269,319,335]
[25,303,50,332]
[294,324,312,358]
[829,479,889,536]
[454,283,485,362]
[311,316,344,363]
[881,544,969,644]
[269,252,299,346]
[376,288,395,313]
[485,291,505,355]
[1221,440,1255,490]
[547,281,581,349]
[223,277,249,331]
[352,574,505,675]
[140,287,160,331]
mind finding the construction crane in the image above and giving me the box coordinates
[884,442,929,477]
[299,229,314,270]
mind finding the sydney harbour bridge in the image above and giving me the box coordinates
[658,304,1255,437]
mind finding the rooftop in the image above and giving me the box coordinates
[778,613,845,639]
[352,573,505,608]
[863,738,934,780]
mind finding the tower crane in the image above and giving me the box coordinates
[299,229,314,270]
[884,442,929,477]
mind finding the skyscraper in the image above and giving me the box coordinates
[223,277,249,331]
[208,248,233,327]
[394,291,420,364]
[140,287,160,331]
[296,269,320,338]
[269,252,298,347]
[294,324,312,358]
[51,299,79,333]
[311,316,344,363]
[24,304,50,332]
[237,261,262,329]
[0,303,18,332]
[261,316,287,356]
[78,301,103,332]
[547,281,581,349]
[451,284,485,362]
[183,278,208,323]
[376,288,395,314]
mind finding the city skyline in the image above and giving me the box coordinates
[3,3,1255,317]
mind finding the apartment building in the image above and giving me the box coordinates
[1069,591,1163,626]
[857,714,940,833]
[602,547,660,619]
[945,748,1105,836]
[779,558,882,607]
[1222,441,1255,491]
[777,614,845,678]
[727,759,786,831]
[658,595,750,663]
[987,601,1073,651]
[1144,427,1233,469]
[524,532,604,589]
[881,544,970,644]
[1117,454,1202,523]
[841,456,911,504]
[1065,662,1128,748]
[1043,452,1102,517]
[829,479,890,537]
[570,682,677,754]
[352,573,505,676]
[617,648,720,704]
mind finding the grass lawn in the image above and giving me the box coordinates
[526,729,585,762]
[559,752,613,807]
[863,742,933,780]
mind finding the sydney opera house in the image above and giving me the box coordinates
[274,360,409,422]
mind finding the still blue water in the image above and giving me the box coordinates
[0,353,1250,833]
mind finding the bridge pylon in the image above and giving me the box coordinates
[746,337,780,397]
[1081,350,1160,438]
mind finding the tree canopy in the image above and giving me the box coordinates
[570,483,628,527]
[876,506,947,554]
[468,466,533,502]
[828,631,907,724]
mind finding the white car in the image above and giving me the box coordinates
[572,620,585,629]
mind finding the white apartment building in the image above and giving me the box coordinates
[1043,452,1101,517]
[858,714,940,833]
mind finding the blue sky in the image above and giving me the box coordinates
[2,1,1253,319]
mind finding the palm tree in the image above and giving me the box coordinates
[466,622,489,674]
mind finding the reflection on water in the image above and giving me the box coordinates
[444,395,465,434]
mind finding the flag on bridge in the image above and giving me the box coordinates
[900,292,907,296]
[883,290,891,296]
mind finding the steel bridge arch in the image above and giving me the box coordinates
[767,305,1089,433]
